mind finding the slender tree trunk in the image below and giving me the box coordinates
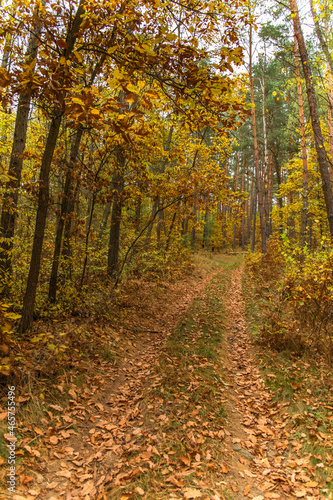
[48,129,83,302]
[20,0,87,332]
[263,155,273,242]
[191,198,197,249]
[251,192,257,252]
[247,175,254,243]
[0,1,45,290]
[98,202,111,245]
[293,35,309,247]
[107,159,125,278]
[20,115,62,331]
[156,197,165,246]
[62,181,79,264]
[290,0,333,238]
[309,0,333,74]
[232,153,240,251]
[203,204,210,248]
[249,24,266,252]
[241,170,246,249]
[144,201,157,251]
[80,194,96,289]
[165,209,178,252]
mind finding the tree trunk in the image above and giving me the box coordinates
[290,0,333,238]
[20,0,87,332]
[156,197,165,246]
[98,202,111,245]
[247,175,254,243]
[203,204,210,248]
[293,34,309,247]
[0,1,45,290]
[251,192,257,252]
[48,129,83,302]
[165,209,178,252]
[80,194,96,290]
[309,0,333,74]
[325,16,333,173]
[107,160,125,278]
[249,24,266,252]
[20,115,63,331]
[191,198,197,249]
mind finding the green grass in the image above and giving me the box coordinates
[105,254,243,499]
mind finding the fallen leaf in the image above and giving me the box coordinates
[244,485,252,495]
[135,487,145,496]
[179,454,191,466]
[221,463,229,473]
[305,481,318,488]
[295,490,307,498]
[184,488,202,499]
[56,470,71,478]
[49,436,59,445]
[46,482,59,489]
[68,388,77,399]
[49,404,63,412]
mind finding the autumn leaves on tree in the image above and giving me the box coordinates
[0,0,251,331]
[0,0,333,336]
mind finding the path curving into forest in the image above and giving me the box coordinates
[6,257,327,500]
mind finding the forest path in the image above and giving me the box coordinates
[6,256,326,500]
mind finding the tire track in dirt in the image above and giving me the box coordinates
[223,266,322,500]
[15,267,222,500]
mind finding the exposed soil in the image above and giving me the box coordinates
[1,257,330,500]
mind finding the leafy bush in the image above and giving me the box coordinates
[245,236,333,362]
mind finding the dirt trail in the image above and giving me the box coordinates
[222,267,322,499]
[4,259,326,500]
[10,267,222,500]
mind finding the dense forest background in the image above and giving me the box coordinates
[0,0,333,370]
[1,1,333,499]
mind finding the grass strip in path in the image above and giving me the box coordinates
[108,255,243,500]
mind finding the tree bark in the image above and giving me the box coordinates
[107,157,125,278]
[0,1,45,290]
[293,35,309,247]
[48,129,83,302]
[290,0,333,238]
[20,115,63,331]
[309,0,333,74]
[249,24,266,252]
[20,0,87,332]
[98,202,111,245]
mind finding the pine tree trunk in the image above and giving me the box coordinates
[293,35,309,247]
[249,24,266,252]
[290,0,333,238]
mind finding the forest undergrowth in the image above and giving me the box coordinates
[244,240,333,498]
[1,251,333,499]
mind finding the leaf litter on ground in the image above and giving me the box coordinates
[1,254,332,500]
